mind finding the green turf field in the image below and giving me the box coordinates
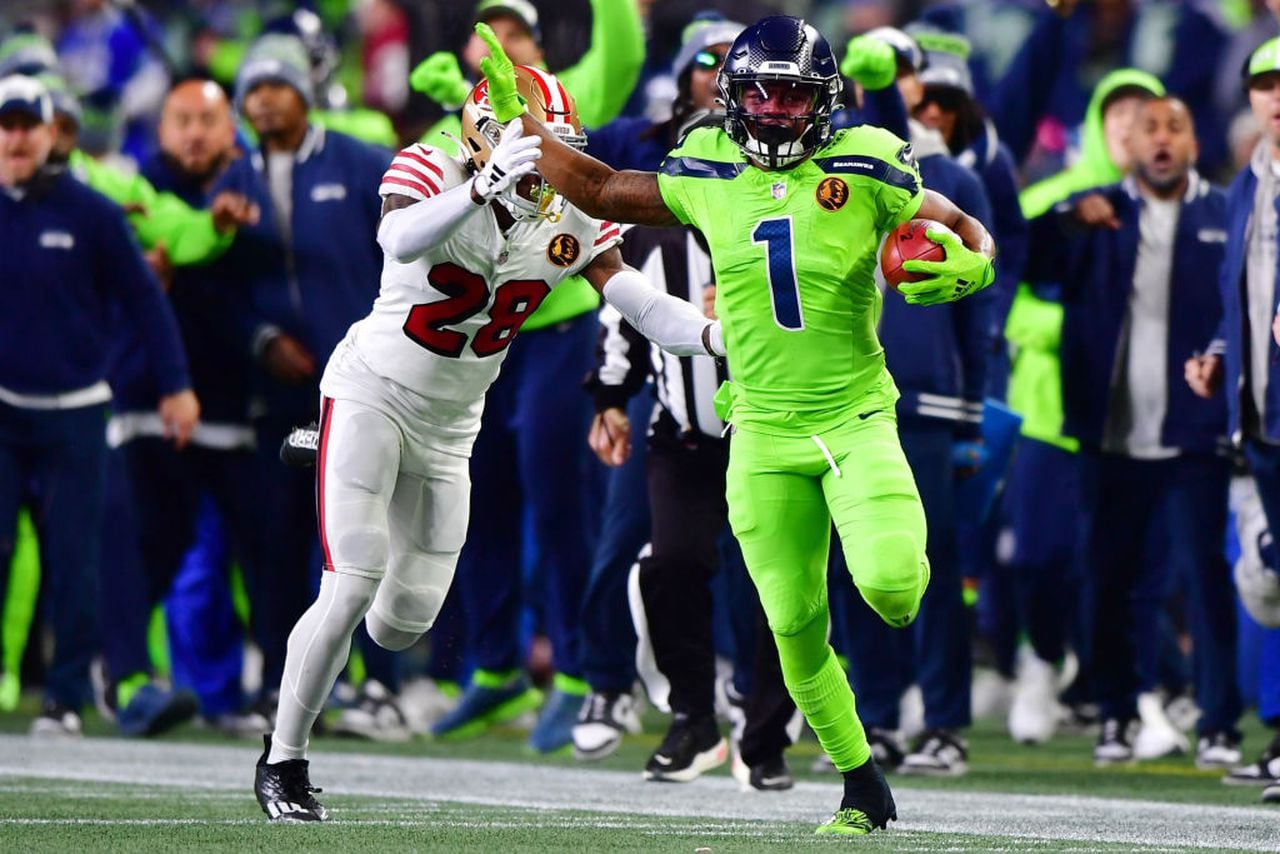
[1,702,1278,851]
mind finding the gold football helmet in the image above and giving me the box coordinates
[460,64,587,220]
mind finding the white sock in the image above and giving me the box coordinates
[268,572,378,764]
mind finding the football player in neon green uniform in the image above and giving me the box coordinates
[480,16,995,835]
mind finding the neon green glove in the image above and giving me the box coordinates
[410,51,471,108]
[898,227,996,306]
[476,23,524,123]
[841,35,898,91]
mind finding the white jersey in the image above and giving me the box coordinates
[328,142,621,405]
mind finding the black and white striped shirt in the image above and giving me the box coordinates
[590,225,727,441]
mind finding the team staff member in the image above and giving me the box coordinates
[1189,36,1280,802]
[210,35,391,719]
[0,75,197,736]
[1035,97,1239,768]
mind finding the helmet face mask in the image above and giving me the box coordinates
[717,17,842,169]
[461,65,586,220]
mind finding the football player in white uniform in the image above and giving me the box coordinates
[254,65,723,822]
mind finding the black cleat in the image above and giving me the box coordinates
[816,758,897,835]
[748,755,795,791]
[643,714,728,782]
[255,734,329,822]
[279,422,319,468]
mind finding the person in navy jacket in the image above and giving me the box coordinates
[1030,96,1240,768]
[0,75,196,736]
[1188,36,1280,798]
[103,78,263,736]
[207,35,391,717]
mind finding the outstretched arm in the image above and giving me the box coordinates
[583,246,723,357]
[477,23,678,227]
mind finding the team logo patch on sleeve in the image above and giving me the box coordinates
[816,177,849,211]
[547,233,581,267]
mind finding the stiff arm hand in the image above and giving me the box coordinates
[475,23,677,227]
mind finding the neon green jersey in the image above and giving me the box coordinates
[657,126,924,433]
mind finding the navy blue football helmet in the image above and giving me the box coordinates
[716,16,842,169]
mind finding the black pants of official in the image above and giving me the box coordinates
[638,430,794,766]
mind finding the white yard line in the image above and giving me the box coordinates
[0,736,1277,850]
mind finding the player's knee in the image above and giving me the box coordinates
[858,533,929,628]
[321,573,379,633]
[765,596,827,639]
[365,610,423,651]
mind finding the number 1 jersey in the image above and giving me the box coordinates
[335,142,621,404]
[655,126,923,434]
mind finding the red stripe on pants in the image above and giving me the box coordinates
[316,396,336,571]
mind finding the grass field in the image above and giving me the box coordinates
[1,705,1279,851]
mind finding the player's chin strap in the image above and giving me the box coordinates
[602,268,725,358]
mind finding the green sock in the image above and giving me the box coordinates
[775,614,869,772]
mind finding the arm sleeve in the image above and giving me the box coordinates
[378,181,483,262]
[377,144,482,262]
[556,0,645,128]
[98,208,190,397]
[583,303,652,412]
[601,267,719,357]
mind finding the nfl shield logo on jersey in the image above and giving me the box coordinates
[547,233,582,267]
[771,181,787,200]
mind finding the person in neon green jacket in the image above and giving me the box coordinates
[36,74,256,269]
[1000,69,1165,744]
[1008,69,1166,451]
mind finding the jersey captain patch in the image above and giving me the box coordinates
[816,177,849,212]
[547,233,581,267]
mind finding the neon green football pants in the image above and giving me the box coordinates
[725,409,930,772]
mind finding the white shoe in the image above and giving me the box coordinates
[572,691,641,761]
[31,704,82,738]
[971,667,1013,721]
[899,729,969,776]
[397,678,460,731]
[331,680,411,742]
[1133,692,1188,760]
[1196,733,1243,770]
[898,684,925,741]
[1008,648,1060,745]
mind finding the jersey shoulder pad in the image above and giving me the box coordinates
[379,143,466,201]
[823,126,917,168]
[665,127,744,165]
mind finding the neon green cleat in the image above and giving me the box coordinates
[815,807,876,836]
[429,672,543,741]
[0,671,19,712]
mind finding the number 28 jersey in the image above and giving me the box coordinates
[337,143,621,403]
[656,125,923,433]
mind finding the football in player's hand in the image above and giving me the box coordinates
[881,218,948,291]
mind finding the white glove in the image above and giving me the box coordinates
[472,119,541,201]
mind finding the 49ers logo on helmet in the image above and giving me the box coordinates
[547,233,581,267]
[816,177,849,211]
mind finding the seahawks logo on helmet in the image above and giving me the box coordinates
[547,234,581,267]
